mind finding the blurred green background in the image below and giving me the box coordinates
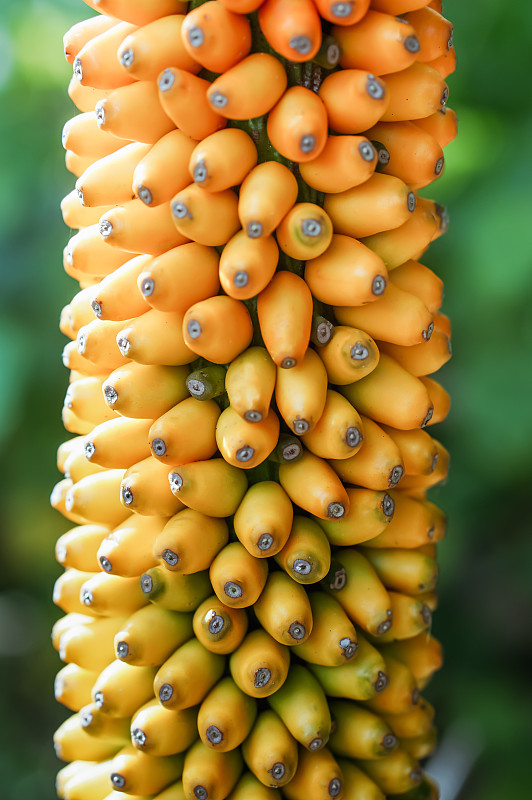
[0,0,531,797]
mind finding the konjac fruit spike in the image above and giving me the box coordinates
[54,0,455,794]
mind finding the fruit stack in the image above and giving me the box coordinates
[52,0,455,798]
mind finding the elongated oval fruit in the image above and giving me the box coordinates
[149,396,220,466]
[73,21,138,90]
[328,414,405,491]
[292,591,357,667]
[189,128,258,194]
[253,570,314,646]
[170,184,240,247]
[333,11,421,75]
[137,242,220,313]
[75,141,150,207]
[183,295,253,364]
[225,346,277,423]
[158,67,227,141]
[238,161,299,238]
[259,0,322,62]
[207,52,288,121]
[230,629,291,699]
[180,2,251,73]
[340,352,434,430]
[275,347,328,435]
[219,231,279,300]
[257,271,313,369]
[210,541,269,609]
[130,699,198,756]
[182,738,243,800]
[274,515,331,585]
[319,69,388,134]
[133,129,197,208]
[168,458,249,518]
[90,254,153,321]
[299,134,378,194]
[267,86,328,162]
[305,234,388,307]
[279,449,350,521]
[154,509,229,574]
[300,389,365,461]
[198,675,257,752]
[215,406,280,469]
[268,663,331,751]
[53,1,454,793]
[366,120,445,190]
[95,80,176,144]
[63,15,117,65]
[234,480,294,558]
[117,15,201,80]
[193,594,249,655]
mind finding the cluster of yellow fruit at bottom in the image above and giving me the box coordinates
[52,0,455,798]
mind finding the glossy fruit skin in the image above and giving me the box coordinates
[54,2,454,794]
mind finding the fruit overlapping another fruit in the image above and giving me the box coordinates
[53,0,455,798]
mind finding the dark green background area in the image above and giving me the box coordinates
[0,1,530,797]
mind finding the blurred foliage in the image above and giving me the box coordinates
[0,1,530,798]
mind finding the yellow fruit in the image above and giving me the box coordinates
[54,3,454,791]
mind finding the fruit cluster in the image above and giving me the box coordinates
[52,0,455,798]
